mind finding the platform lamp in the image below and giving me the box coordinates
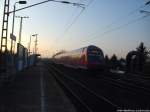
[10,0,27,53]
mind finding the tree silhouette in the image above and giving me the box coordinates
[119,58,126,63]
[104,55,109,63]
[110,54,118,69]
[118,58,126,70]
[110,54,117,62]
[136,42,149,60]
[136,42,150,71]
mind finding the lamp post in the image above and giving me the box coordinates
[5,0,84,53]
[8,0,85,14]
[10,0,27,53]
[28,34,38,55]
[32,34,38,54]
[15,16,29,44]
[28,35,32,55]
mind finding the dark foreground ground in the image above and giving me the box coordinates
[0,61,150,112]
[0,62,76,112]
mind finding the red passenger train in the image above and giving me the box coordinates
[52,45,105,70]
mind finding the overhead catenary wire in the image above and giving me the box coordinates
[8,0,85,14]
[62,8,85,37]
[84,4,147,40]
[77,1,150,44]
[60,1,147,46]
[62,0,94,38]
[52,0,86,47]
[81,14,150,44]
[62,0,85,33]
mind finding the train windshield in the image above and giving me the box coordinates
[87,47,102,56]
[87,47,104,62]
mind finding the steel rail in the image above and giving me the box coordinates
[127,73,150,79]
[51,62,150,95]
[49,64,118,108]
[51,63,150,95]
[46,64,93,112]
[47,62,150,108]
[98,73,150,95]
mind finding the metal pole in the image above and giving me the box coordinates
[35,35,38,54]
[10,1,27,53]
[32,34,38,54]
[28,35,32,54]
[16,16,29,44]
[10,5,16,53]
[0,0,10,75]
[19,17,23,44]
[8,0,85,14]
[0,0,10,52]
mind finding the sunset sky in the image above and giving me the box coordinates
[0,0,150,58]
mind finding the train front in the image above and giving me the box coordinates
[86,45,105,70]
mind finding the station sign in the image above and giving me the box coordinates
[10,33,16,41]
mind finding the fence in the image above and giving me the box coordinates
[0,44,40,84]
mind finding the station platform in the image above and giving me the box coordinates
[0,62,76,112]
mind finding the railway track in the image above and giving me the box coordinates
[108,71,150,86]
[123,73,150,86]
[95,71,150,94]
[52,63,150,95]
[96,73,150,95]
[50,63,150,108]
[46,62,118,112]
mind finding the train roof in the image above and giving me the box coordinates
[65,45,102,53]
[53,45,103,56]
[87,45,103,51]
[87,45,100,49]
[73,45,101,50]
